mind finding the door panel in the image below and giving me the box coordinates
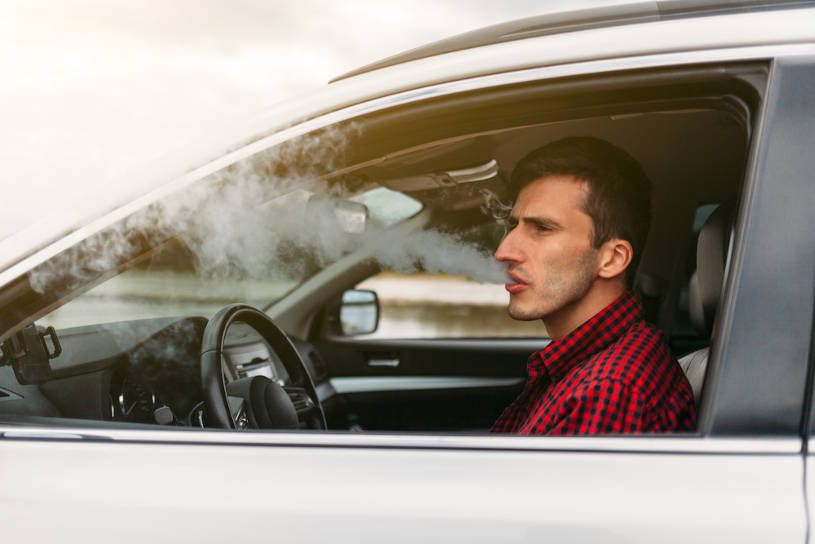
[315,338,539,377]
[331,379,523,431]
[314,337,538,430]
[0,434,805,544]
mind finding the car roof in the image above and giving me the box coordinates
[331,0,814,82]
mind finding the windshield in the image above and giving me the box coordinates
[39,185,423,330]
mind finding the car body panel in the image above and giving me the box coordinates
[0,433,805,543]
[331,0,815,80]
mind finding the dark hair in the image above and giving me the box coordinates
[510,136,652,284]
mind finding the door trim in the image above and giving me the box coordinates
[330,376,525,394]
[0,424,801,455]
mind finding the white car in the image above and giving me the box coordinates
[1,1,814,542]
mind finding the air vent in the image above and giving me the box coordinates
[287,389,313,413]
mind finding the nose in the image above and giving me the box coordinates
[495,226,524,264]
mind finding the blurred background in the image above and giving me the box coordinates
[0,0,561,235]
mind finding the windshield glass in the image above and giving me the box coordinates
[39,185,423,330]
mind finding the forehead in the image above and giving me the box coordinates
[512,174,590,219]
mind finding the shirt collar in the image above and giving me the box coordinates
[527,290,644,383]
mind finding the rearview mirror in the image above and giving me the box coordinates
[307,194,368,234]
[339,289,379,335]
[331,199,368,234]
[261,191,369,234]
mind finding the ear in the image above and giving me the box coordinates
[597,238,633,280]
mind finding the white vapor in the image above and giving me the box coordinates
[28,127,509,298]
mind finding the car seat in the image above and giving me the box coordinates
[678,203,733,405]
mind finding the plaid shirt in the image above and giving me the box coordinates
[492,291,696,435]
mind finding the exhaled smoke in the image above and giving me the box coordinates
[28,126,510,305]
[479,188,513,223]
[366,225,506,283]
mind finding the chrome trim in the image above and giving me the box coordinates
[366,358,400,369]
[0,424,801,454]
[2,430,85,440]
[330,376,523,394]
[326,338,549,352]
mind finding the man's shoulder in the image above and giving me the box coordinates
[575,320,678,393]
[607,319,671,363]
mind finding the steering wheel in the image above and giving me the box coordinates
[200,304,326,430]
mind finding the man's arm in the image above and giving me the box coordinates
[536,380,647,435]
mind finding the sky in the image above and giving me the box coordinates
[0,0,582,238]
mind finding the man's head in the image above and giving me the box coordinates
[495,137,651,334]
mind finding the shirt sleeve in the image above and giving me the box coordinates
[543,380,647,435]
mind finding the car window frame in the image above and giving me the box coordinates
[1,46,812,450]
[699,55,815,436]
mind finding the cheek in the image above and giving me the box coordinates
[532,237,575,267]
[535,238,595,281]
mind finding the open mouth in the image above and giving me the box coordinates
[505,272,527,293]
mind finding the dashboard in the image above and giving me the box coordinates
[0,316,334,429]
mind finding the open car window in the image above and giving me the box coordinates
[0,60,763,436]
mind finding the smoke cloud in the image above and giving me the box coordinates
[479,188,513,225]
[366,225,506,283]
[28,126,510,307]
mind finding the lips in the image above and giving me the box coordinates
[505,283,526,294]
[505,271,528,294]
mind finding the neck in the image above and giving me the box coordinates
[543,279,626,341]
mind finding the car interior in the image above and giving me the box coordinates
[0,61,764,435]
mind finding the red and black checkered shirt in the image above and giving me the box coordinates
[492,291,696,435]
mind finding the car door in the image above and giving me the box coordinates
[2,27,815,544]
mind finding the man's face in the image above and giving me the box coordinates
[495,174,600,321]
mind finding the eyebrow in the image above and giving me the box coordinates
[508,214,563,230]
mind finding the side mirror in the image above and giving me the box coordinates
[339,289,379,336]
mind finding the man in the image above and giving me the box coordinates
[492,136,696,435]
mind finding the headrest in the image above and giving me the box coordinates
[689,203,733,336]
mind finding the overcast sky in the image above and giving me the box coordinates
[0,0,582,237]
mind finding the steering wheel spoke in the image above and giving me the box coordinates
[200,304,326,431]
[284,386,324,427]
